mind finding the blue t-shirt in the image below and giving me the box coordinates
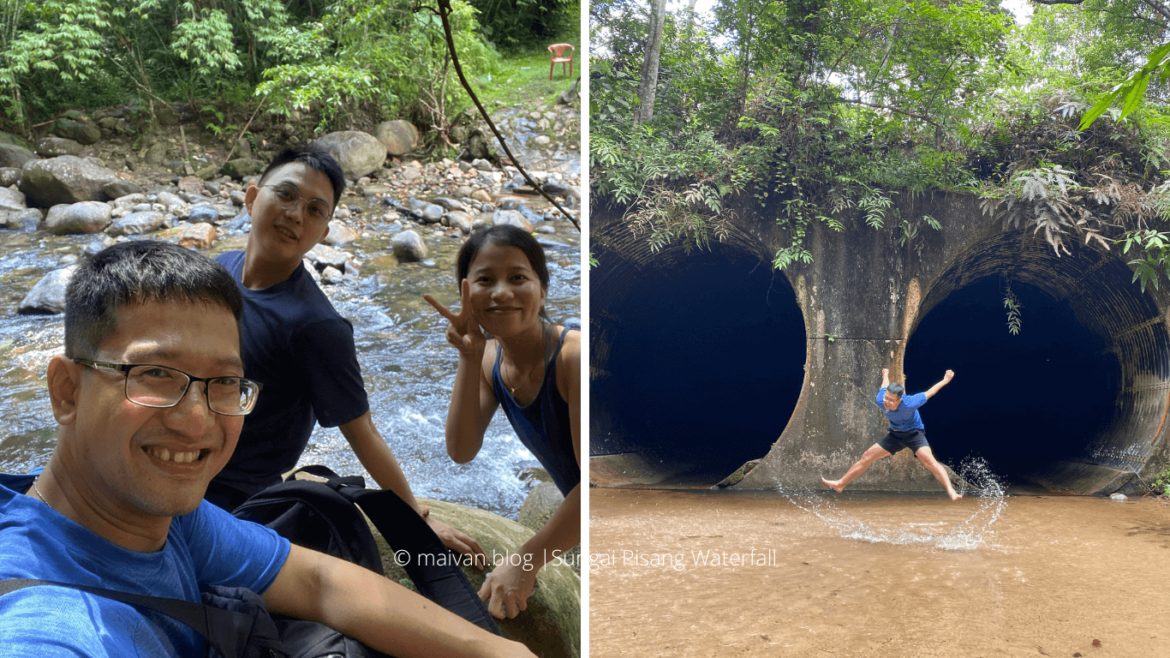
[0,471,290,656]
[210,251,369,506]
[875,387,928,431]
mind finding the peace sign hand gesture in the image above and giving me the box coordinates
[424,279,486,360]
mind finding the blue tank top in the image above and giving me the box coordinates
[491,327,580,496]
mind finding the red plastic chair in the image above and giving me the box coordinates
[548,43,574,80]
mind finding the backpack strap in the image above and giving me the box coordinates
[0,579,282,657]
[337,485,502,636]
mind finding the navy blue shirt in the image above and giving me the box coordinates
[875,387,928,431]
[209,251,369,508]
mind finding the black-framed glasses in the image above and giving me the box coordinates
[262,183,332,225]
[72,359,263,417]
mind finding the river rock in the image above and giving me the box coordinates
[323,220,360,246]
[0,167,20,187]
[0,187,25,211]
[518,482,565,532]
[177,176,205,195]
[432,196,467,212]
[155,104,180,127]
[410,199,445,224]
[491,209,533,232]
[45,201,113,235]
[556,79,578,105]
[83,236,117,258]
[471,189,492,204]
[390,230,427,262]
[0,208,42,231]
[400,168,422,183]
[0,143,37,169]
[187,204,218,224]
[177,222,217,249]
[307,243,350,271]
[101,180,142,200]
[374,120,419,157]
[108,210,165,236]
[20,156,118,207]
[156,191,186,211]
[1110,493,1127,501]
[0,131,30,149]
[375,498,579,658]
[221,158,262,179]
[320,266,345,285]
[52,119,100,145]
[113,193,146,209]
[36,137,84,157]
[445,210,473,234]
[315,131,387,180]
[18,266,78,315]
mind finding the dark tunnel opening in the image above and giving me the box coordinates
[591,242,806,485]
[905,277,1121,487]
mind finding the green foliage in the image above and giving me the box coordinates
[1150,464,1170,497]
[258,0,498,134]
[477,0,576,50]
[1003,289,1022,336]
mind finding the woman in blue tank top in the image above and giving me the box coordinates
[424,225,580,620]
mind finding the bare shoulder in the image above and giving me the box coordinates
[558,327,581,366]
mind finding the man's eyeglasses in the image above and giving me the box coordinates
[72,359,263,416]
[262,183,333,225]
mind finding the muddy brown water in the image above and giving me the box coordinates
[589,487,1170,657]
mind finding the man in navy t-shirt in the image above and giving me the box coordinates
[207,144,484,562]
[0,241,532,657]
[821,367,962,500]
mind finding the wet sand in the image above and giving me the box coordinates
[589,488,1170,657]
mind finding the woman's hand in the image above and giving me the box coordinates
[424,279,485,360]
[479,558,538,619]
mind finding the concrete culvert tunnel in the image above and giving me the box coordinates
[906,235,1170,493]
[590,238,806,486]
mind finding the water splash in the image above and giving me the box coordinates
[777,457,1008,551]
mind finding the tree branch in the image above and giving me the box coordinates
[430,0,579,232]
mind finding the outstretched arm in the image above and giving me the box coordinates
[881,368,890,389]
[924,369,955,399]
[424,282,500,464]
[340,413,487,563]
[265,545,535,658]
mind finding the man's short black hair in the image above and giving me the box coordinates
[887,383,905,397]
[64,241,243,358]
[259,144,347,209]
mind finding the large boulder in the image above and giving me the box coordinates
[35,137,84,157]
[0,167,21,187]
[52,118,100,145]
[44,201,113,235]
[0,131,31,149]
[315,131,387,180]
[0,208,43,231]
[0,143,37,169]
[374,120,419,157]
[107,210,165,236]
[221,157,262,179]
[18,266,78,315]
[20,156,118,208]
[390,230,427,262]
[375,498,580,658]
[517,482,565,532]
[0,187,25,212]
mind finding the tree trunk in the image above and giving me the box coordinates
[635,0,668,123]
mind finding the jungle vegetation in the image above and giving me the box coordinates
[590,0,1170,289]
[0,0,578,139]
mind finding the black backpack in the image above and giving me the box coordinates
[232,465,501,657]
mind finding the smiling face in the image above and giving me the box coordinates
[59,300,244,519]
[466,243,547,338]
[883,391,902,411]
[244,161,335,267]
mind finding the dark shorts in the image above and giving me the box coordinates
[878,429,930,455]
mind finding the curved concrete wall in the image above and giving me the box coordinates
[591,192,1170,494]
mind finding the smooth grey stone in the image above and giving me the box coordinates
[390,230,427,262]
[107,210,165,236]
[18,266,78,315]
[44,201,113,235]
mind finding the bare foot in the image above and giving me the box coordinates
[821,477,844,493]
[948,491,963,501]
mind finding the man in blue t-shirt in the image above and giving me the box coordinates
[821,367,962,500]
[207,144,484,563]
[0,241,532,657]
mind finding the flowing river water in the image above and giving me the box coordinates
[590,476,1170,657]
[0,201,580,519]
